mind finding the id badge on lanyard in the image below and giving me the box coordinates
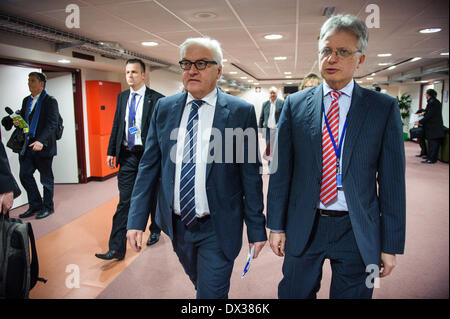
[323,103,347,190]
[129,95,143,135]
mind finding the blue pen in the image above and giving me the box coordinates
[241,245,255,278]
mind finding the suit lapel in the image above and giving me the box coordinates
[306,84,324,171]
[167,93,188,187]
[141,87,152,133]
[342,83,368,176]
[206,89,230,181]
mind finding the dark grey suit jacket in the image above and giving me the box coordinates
[127,89,267,261]
[267,82,406,267]
[258,99,284,128]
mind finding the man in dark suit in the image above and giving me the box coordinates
[126,37,267,298]
[267,14,406,299]
[0,141,21,215]
[258,87,284,145]
[15,72,59,220]
[418,89,445,164]
[95,59,164,261]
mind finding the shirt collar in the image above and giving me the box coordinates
[323,79,354,98]
[31,92,41,100]
[186,87,218,107]
[130,84,146,96]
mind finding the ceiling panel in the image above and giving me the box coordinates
[0,0,447,86]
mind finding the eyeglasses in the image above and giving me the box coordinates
[179,59,218,70]
[319,48,362,58]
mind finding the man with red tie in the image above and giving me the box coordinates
[267,14,406,298]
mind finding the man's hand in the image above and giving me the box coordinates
[1,191,14,214]
[269,231,286,257]
[29,141,43,151]
[107,155,115,169]
[127,229,143,252]
[13,120,20,127]
[380,252,397,278]
[249,241,266,259]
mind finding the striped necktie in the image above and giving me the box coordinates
[320,90,341,206]
[179,100,204,229]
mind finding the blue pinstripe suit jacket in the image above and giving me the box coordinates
[267,82,406,267]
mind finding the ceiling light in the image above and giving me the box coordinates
[371,73,376,76]
[194,12,217,19]
[366,77,374,80]
[284,72,292,75]
[254,83,260,85]
[286,82,293,84]
[419,28,442,33]
[58,59,71,63]
[285,76,292,78]
[387,65,396,70]
[222,59,228,62]
[264,34,283,40]
[248,80,253,82]
[410,57,422,62]
[378,62,391,66]
[274,56,287,60]
[229,72,238,74]
[377,53,392,57]
[141,41,158,46]
[356,80,363,83]
[440,52,449,56]
[240,77,247,79]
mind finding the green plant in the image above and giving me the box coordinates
[397,93,412,122]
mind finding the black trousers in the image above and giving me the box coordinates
[19,150,54,212]
[427,138,441,163]
[418,138,427,156]
[108,148,160,254]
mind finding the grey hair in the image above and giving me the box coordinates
[319,14,369,53]
[180,37,223,67]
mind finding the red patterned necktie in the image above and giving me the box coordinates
[320,90,341,206]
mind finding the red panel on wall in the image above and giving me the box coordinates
[85,80,121,177]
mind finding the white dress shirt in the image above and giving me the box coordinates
[267,100,277,129]
[29,92,41,114]
[124,85,146,147]
[319,79,354,211]
[173,88,218,218]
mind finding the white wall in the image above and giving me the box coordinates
[148,68,183,96]
[46,73,78,183]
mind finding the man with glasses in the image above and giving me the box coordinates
[126,37,267,298]
[267,14,406,298]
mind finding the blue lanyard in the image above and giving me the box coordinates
[322,103,348,165]
[128,94,142,125]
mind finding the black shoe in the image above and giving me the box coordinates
[19,208,40,218]
[416,154,426,157]
[95,250,125,260]
[147,232,160,246]
[421,159,436,164]
[36,210,54,219]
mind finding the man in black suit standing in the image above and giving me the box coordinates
[15,72,59,220]
[95,59,164,261]
[258,87,284,145]
[0,141,21,215]
[418,89,445,164]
